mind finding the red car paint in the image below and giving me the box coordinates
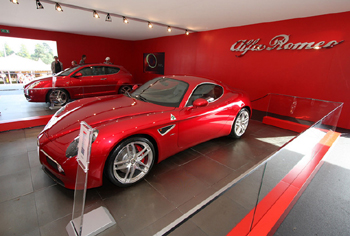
[24,64,133,103]
[38,76,251,189]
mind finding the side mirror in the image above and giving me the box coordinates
[132,84,139,91]
[193,98,208,107]
[74,72,83,78]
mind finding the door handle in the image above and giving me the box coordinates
[100,78,107,80]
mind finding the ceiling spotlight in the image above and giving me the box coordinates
[167,26,172,32]
[93,10,99,18]
[55,3,63,12]
[10,0,19,4]
[148,22,153,28]
[36,0,43,9]
[185,30,189,35]
[105,13,112,22]
[123,17,128,24]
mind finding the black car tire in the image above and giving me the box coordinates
[229,108,250,138]
[47,89,69,106]
[106,137,155,187]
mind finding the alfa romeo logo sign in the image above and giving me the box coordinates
[230,34,344,57]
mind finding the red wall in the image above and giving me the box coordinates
[1,11,349,129]
[0,25,134,72]
[132,11,350,130]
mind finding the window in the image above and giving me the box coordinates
[76,67,92,76]
[132,77,189,107]
[105,67,120,75]
[92,66,103,75]
[187,84,223,106]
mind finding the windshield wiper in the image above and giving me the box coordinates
[136,95,148,102]
[124,90,131,98]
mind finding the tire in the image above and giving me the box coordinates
[229,108,250,138]
[106,137,155,187]
[118,85,132,94]
[47,89,69,106]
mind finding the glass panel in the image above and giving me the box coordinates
[251,94,343,231]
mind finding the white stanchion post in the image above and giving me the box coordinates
[66,121,115,236]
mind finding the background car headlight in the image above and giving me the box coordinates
[65,130,99,158]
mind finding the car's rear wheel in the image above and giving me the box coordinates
[106,137,155,187]
[118,85,132,94]
[47,89,69,106]
[229,108,250,138]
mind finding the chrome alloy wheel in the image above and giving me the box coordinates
[234,109,249,137]
[49,89,68,106]
[113,141,153,184]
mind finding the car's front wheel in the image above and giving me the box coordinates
[47,89,69,106]
[229,108,250,138]
[106,137,155,187]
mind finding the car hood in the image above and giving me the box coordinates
[43,95,175,140]
[24,75,52,87]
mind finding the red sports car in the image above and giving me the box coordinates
[38,76,251,189]
[24,64,133,106]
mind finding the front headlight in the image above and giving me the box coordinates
[27,81,41,90]
[66,136,79,158]
[65,129,99,158]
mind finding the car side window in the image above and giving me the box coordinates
[76,67,92,76]
[187,84,223,106]
[92,66,104,75]
[105,67,120,75]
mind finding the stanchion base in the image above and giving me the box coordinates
[66,206,116,236]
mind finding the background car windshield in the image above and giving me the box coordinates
[132,77,188,107]
[58,66,80,76]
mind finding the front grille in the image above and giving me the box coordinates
[42,166,64,187]
[46,156,59,172]
[41,149,65,175]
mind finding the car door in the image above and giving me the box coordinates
[69,66,116,98]
[177,83,231,149]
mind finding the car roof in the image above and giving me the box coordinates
[75,63,123,68]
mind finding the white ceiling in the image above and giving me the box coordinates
[1,0,350,41]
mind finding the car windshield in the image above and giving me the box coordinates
[57,66,82,76]
[132,77,189,107]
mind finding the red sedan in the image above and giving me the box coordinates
[24,64,133,106]
[38,76,251,189]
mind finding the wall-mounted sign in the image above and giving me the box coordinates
[230,34,344,57]
[143,52,165,75]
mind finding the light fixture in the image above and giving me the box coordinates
[36,0,43,9]
[55,3,63,12]
[10,0,19,4]
[93,10,99,18]
[185,30,189,35]
[105,13,112,22]
[123,16,128,24]
[167,26,172,32]
[148,22,153,28]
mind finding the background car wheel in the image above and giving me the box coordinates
[106,137,155,187]
[47,89,69,106]
[118,85,132,94]
[229,108,250,138]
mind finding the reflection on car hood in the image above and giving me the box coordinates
[24,75,52,86]
[44,95,174,140]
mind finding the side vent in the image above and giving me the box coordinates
[158,124,176,136]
